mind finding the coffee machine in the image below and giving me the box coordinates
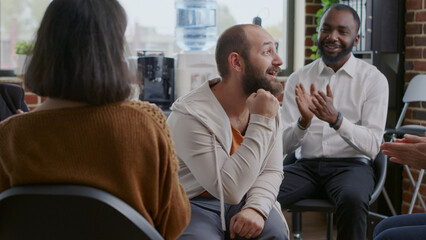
[137,51,175,111]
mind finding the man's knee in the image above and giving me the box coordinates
[257,207,289,240]
[277,185,292,205]
[335,191,369,220]
[339,191,369,207]
[257,226,288,240]
[179,222,223,240]
[179,200,223,239]
[374,227,413,240]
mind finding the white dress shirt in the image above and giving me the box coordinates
[281,54,389,160]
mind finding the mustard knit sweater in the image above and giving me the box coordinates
[0,100,190,240]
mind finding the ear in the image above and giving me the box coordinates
[353,33,360,47]
[228,52,244,73]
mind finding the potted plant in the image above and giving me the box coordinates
[309,0,341,60]
[14,40,34,77]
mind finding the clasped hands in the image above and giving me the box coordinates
[295,83,340,129]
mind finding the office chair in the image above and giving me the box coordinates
[0,184,164,240]
[283,150,387,240]
[384,74,426,214]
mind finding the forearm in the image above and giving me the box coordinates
[336,86,388,158]
[243,170,283,218]
[243,136,284,218]
[281,82,308,155]
[336,117,384,158]
[219,114,278,203]
[282,122,307,155]
[170,113,277,203]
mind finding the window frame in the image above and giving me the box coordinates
[279,0,294,76]
[1,0,295,77]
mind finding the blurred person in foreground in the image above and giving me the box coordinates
[372,133,426,240]
[0,0,190,239]
[381,133,426,169]
[167,24,288,240]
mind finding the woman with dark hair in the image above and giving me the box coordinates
[0,0,190,239]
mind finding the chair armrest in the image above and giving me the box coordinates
[384,125,426,139]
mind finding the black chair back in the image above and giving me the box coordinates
[0,184,164,240]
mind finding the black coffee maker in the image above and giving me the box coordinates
[137,51,175,111]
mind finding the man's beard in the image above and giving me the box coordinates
[318,38,354,65]
[241,60,283,98]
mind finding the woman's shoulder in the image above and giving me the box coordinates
[120,101,175,150]
[120,100,167,126]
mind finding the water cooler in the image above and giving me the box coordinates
[174,0,219,98]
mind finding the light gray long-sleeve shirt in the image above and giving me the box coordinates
[167,78,284,227]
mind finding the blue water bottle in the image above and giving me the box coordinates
[175,0,217,51]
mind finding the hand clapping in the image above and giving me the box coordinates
[295,83,340,128]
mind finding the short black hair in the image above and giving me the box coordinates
[25,0,135,105]
[322,3,361,33]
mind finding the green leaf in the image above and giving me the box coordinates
[15,41,33,55]
[316,9,325,18]
[307,0,341,62]
[316,19,323,27]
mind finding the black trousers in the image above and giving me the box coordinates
[277,158,375,240]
